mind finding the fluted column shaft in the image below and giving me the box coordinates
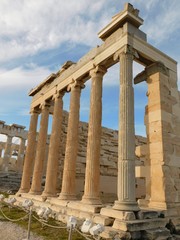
[17,138,26,173]
[42,91,64,197]
[82,66,106,205]
[113,47,139,211]
[30,102,50,194]
[2,135,13,172]
[59,81,84,200]
[18,109,39,193]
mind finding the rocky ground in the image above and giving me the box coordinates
[0,221,44,240]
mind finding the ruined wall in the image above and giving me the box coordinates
[0,121,28,172]
[0,142,20,171]
[58,111,147,202]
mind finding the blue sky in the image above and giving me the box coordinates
[0,0,180,141]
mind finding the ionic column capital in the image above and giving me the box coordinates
[89,65,107,78]
[40,101,51,110]
[52,90,66,101]
[30,107,40,115]
[113,45,138,61]
[67,79,85,92]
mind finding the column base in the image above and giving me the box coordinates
[28,189,42,195]
[113,200,139,211]
[41,191,57,198]
[81,195,102,205]
[16,187,30,195]
[58,193,77,201]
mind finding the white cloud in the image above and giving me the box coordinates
[137,0,180,44]
[0,65,52,119]
[0,0,109,64]
[130,0,156,11]
[0,65,51,90]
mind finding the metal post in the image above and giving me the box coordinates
[22,207,32,240]
[68,224,73,240]
[27,207,32,240]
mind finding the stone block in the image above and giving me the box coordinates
[141,227,171,240]
[99,226,131,240]
[112,218,167,232]
[146,102,172,114]
[172,235,180,240]
[137,210,159,220]
[50,198,69,207]
[66,207,80,218]
[67,201,102,213]
[79,211,93,220]
[135,144,148,157]
[93,215,114,226]
[57,213,67,223]
[146,110,172,124]
[130,231,142,240]
[171,217,180,226]
[100,207,136,220]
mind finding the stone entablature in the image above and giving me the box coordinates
[0,121,27,139]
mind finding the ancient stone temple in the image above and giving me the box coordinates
[14,3,180,238]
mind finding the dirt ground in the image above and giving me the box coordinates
[0,221,44,240]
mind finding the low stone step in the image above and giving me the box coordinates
[171,218,180,227]
[172,234,180,239]
[99,226,131,240]
[100,207,136,220]
[113,218,167,232]
[137,210,159,220]
[141,228,171,240]
[175,225,180,234]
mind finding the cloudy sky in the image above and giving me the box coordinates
[0,0,180,141]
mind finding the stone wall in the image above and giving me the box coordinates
[0,113,148,201]
[144,65,180,212]
[57,111,147,202]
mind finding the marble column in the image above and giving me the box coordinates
[59,80,84,200]
[113,46,139,211]
[18,109,39,193]
[42,91,65,197]
[29,102,50,195]
[16,138,26,173]
[2,135,13,172]
[82,66,106,205]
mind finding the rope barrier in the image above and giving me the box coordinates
[0,201,102,239]
[32,214,67,229]
[74,227,93,240]
[0,206,29,222]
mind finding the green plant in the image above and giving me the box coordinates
[0,203,86,240]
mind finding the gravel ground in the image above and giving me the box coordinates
[0,221,44,240]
